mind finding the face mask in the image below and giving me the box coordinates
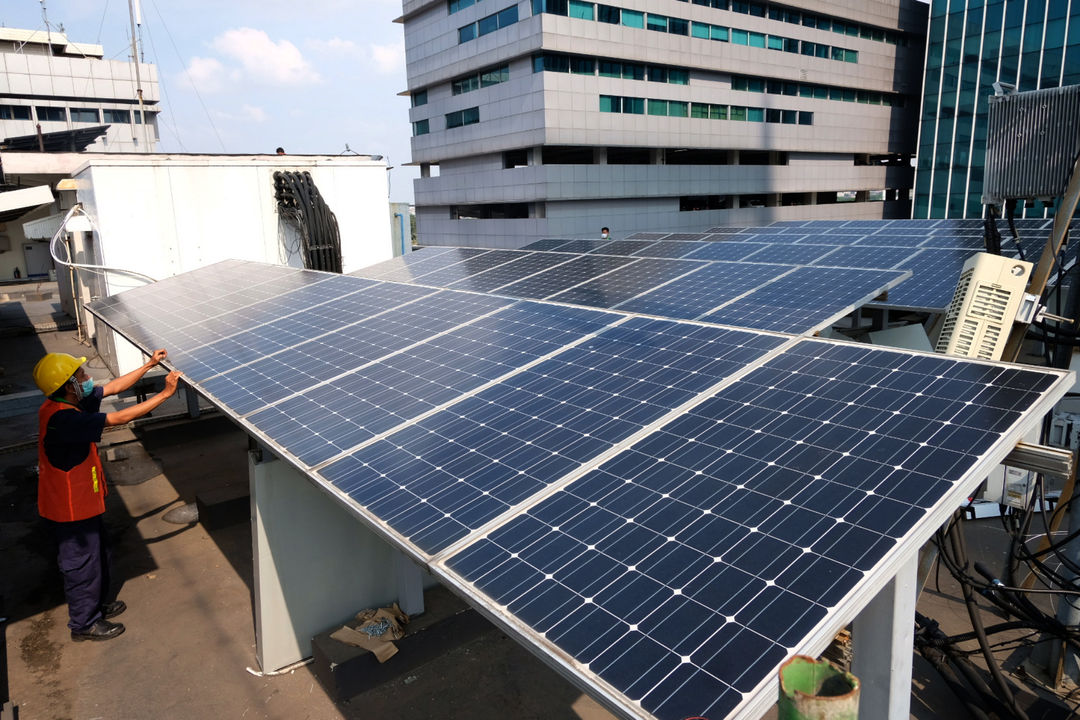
[80,378,94,398]
[601,232,609,239]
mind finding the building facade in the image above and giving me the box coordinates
[0,28,160,153]
[913,0,1080,219]
[401,0,927,246]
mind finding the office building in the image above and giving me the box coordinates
[913,0,1080,219]
[401,0,927,246]
[0,27,160,152]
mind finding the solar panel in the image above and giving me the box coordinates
[632,241,711,259]
[682,243,773,262]
[407,249,524,286]
[520,238,576,251]
[86,260,1071,720]
[354,247,486,282]
[741,244,839,265]
[627,232,671,240]
[548,258,708,309]
[591,240,660,256]
[320,317,786,554]
[495,254,639,299]
[615,262,795,320]
[698,267,908,334]
[445,251,575,293]
[437,338,1067,720]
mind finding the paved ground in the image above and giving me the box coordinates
[2,283,1078,720]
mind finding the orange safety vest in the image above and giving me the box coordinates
[37,399,107,522]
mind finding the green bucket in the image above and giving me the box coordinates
[777,655,860,720]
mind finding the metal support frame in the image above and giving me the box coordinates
[852,554,918,719]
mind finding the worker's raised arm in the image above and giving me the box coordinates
[105,370,182,426]
[101,349,169,397]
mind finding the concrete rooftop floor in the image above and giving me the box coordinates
[1,281,1078,720]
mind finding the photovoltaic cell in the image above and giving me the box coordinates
[319,319,786,554]
[616,263,793,320]
[741,244,837,265]
[409,249,524,287]
[627,232,671,240]
[353,247,483,283]
[591,240,660,256]
[441,339,1065,720]
[549,259,707,309]
[869,249,975,311]
[446,252,575,293]
[521,238,578,251]
[633,241,709,259]
[700,267,907,334]
[810,246,919,269]
[683,242,772,262]
[496,254,638,299]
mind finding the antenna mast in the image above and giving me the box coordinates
[127,0,151,151]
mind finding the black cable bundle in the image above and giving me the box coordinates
[273,171,343,273]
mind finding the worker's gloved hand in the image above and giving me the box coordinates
[150,349,168,365]
[162,371,183,397]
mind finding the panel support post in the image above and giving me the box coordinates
[395,552,425,617]
[250,449,421,671]
[851,553,917,719]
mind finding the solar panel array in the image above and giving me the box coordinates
[88,259,1070,720]
[354,246,907,336]
[490,217,1071,314]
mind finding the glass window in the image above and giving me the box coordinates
[649,66,668,83]
[815,44,829,58]
[568,0,593,20]
[103,108,130,123]
[710,104,727,120]
[36,106,65,122]
[647,14,668,32]
[412,89,427,107]
[747,107,764,121]
[598,4,619,23]
[622,9,644,28]
[731,29,748,45]
[799,84,814,98]
[832,21,847,35]
[814,86,827,99]
[623,63,645,80]
[846,24,859,36]
[766,108,781,122]
[845,49,858,63]
[692,22,710,39]
[133,110,149,124]
[599,61,621,77]
[748,3,765,17]
[459,23,477,43]
[766,79,782,93]
[569,57,594,74]
[599,95,621,112]
[767,35,783,50]
[533,0,568,14]
[70,108,100,123]
[730,106,746,121]
[669,18,689,35]
[784,37,800,53]
[842,88,856,102]
[748,32,765,48]
[647,99,668,115]
[497,5,518,26]
[782,110,797,124]
[0,105,31,120]
[669,69,689,85]
[748,78,764,92]
[691,102,710,118]
[486,64,510,85]
[449,0,477,13]
[668,101,688,117]
[711,26,728,41]
[624,97,644,114]
[463,106,480,124]
[831,46,845,61]
[731,1,749,13]
[413,119,429,135]
[800,41,815,56]
[478,13,498,34]
[798,111,813,125]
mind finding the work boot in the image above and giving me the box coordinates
[101,600,127,619]
[71,619,125,642]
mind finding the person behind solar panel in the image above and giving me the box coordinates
[601,226,610,240]
[33,350,183,642]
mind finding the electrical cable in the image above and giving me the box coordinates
[47,205,157,285]
[273,171,342,273]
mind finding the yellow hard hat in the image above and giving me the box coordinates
[33,353,86,396]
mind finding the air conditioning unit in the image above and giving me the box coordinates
[935,252,1032,360]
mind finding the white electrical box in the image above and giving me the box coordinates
[982,466,1036,510]
[935,252,1033,360]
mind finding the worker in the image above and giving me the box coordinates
[601,226,611,240]
[33,350,182,641]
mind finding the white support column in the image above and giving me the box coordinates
[852,554,918,719]
[250,450,430,671]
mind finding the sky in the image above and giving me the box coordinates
[2,0,419,204]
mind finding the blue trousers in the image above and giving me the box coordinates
[49,515,112,631]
